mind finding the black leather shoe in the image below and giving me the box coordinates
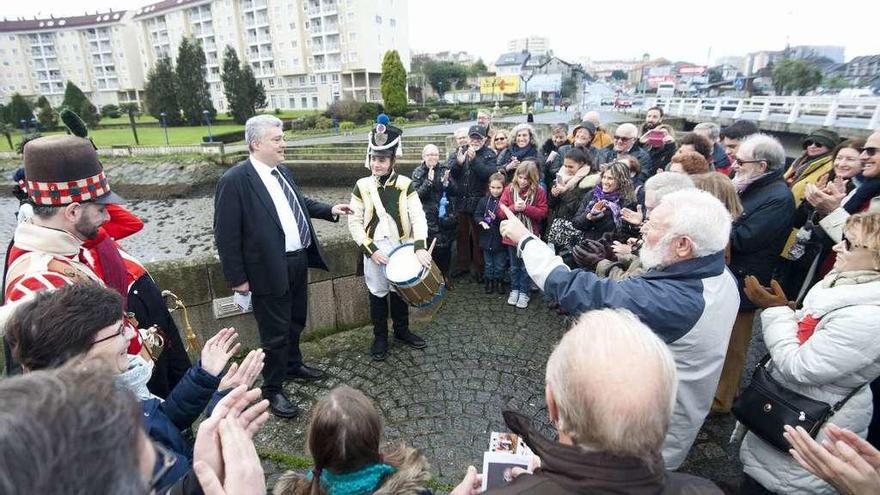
[484,279,493,294]
[286,365,326,381]
[394,330,427,349]
[267,392,300,419]
[370,336,389,361]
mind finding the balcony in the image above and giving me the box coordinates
[322,2,337,14]
[323,23,338,34]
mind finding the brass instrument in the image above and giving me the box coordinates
[162,290,201,353]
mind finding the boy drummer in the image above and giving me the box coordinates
[348,115,431,361]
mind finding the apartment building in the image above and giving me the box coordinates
[0,12,145,108]
[1,0,408,112]
[131,0,410,111]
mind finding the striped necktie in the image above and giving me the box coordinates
[271,168,311,249]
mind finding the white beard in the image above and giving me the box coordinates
[639,238,672,270]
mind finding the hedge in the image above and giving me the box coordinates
[203,130,245,143]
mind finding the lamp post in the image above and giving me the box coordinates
[159,112,170,146]
[521,69,535,102]
[203,110,213,143]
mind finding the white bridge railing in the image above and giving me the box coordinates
[623,96,880,130]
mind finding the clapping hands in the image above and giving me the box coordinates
[785,424,880,495]
[201,328,242,377]
[218,349,265,392]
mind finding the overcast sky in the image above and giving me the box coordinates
[5,0,878,65]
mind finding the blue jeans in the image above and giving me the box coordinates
[483,248,506,281]
[507,246,529,292]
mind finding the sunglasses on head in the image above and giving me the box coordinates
[861,147,878,157]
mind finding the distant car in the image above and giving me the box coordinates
[600,98,614,106]
[613,97,633,109]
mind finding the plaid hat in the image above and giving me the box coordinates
[23,135,124,206]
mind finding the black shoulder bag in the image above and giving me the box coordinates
[732,354,864,453]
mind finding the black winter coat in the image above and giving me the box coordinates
[595,144,653,183]
[473,195,504,251]
[411,162,458,249]
[729,170,795,311]
[450,145,497,213]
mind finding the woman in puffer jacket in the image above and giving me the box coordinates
[738,210,880,494]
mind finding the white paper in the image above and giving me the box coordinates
[233,291,252,311]
[480,452,532,492]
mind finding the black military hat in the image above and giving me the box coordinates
[23,135,124,206]
[368,113,403,157]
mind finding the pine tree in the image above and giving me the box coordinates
[175,37,216,126]
[220,46,266,124]
[241,64,267,116]
[144,57,183,126]
[61,82,100,127]
[380,50,407,116]
[7,93,34,127]
[35,95,58,129]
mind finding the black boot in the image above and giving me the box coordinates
[389,292,426,349]
[369,294,389,361]
[484,278,493,294]
[496,279,506,295]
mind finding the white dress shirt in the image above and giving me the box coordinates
[251,156,306,252]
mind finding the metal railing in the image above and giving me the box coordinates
[621,96,880,130]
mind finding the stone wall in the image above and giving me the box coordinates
[145,237,437,359]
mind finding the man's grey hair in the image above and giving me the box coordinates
[739,133,786,171]
[615,122,638,138]
[694,122,720,141]
[245,114,284,152]
[657,189,732,256]
[584,110,601,126]
[453,127,469,138]
[0,364,145,494]
[422,144,439,158]
[644,173,694,208]
[546,308,677,460]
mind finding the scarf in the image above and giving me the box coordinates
[797,270,880,344]
[843,176,880,214]
[510,186,536,233]
[787,153,832,186]
[509,143,537,162]
[116,354,157,401]
[587,185,623,224]
[306,463,396,495]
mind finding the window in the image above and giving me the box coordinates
[390,18,396,27]
[299,76,306,84]
[312,96,318,108]
[320,74,327,84]
[301,96,307,107]
[290,22,296,30]
[349,32,356,41]
[331,73,339,82]
[375,15,381,24]
[309,75,316,84]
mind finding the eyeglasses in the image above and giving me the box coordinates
[613,135,633,142]
[861,147,878,157]
[148,442,178,492]
[733,156,764,165]
[92,320,134,346]
[803,140,827,148]
[494,137,507,142]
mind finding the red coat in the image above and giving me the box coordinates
[497,184,548,247]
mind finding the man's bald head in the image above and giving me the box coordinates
[545,308,677,460]
[584,111,601,127]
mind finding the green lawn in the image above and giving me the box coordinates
[0,123,245,150]
[97,109,320,126]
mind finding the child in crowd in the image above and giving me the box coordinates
[475,173,506,295]
[497,160,548,309]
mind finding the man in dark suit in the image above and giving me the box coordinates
[213,115,352,418]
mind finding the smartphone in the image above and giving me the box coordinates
[555,174,565,186]
[647,129,665,148]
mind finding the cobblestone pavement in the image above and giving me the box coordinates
[254,278,751,493]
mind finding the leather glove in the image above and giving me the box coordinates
[572,239,608,271]
[743,275,792,309]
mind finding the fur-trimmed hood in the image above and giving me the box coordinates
[273,444,431,495]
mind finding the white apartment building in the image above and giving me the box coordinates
[0,0,409,113]
[507,36,549,57]
[0,12,145,108]
[132,0,410,111]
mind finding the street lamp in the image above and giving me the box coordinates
[159,112,170,146]
[521,69,535,100]
[203,110,213,143]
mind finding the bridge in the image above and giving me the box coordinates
[618,95,879,137]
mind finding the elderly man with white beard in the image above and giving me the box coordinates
[498,189,740,470]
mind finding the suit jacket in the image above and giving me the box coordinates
[213,158,337,296]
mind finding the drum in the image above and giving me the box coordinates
[384,243,446,308]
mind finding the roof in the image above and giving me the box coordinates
[0,11,127,33]
[133,0,211,19]
[495,51,530,67]
[848,54,880,65]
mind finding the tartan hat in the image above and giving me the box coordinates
[23,135,124,206]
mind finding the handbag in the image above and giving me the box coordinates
[732,354,864,453]
[545,218,584,250]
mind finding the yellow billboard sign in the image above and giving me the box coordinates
[479,76,520,94]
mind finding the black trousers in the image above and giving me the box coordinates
[129,274,193,399]
[251,251,308,395]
